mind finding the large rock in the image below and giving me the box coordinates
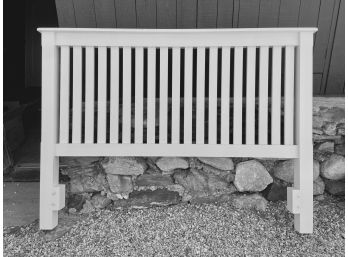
[101,157,147,175]
[273,159,320,183]
[335,144,345,156]
[69,172,107,193]
[198,157,234,171]
[60,157,102,167]
[113,189,181,209]
[320,154,345,180]
[324,179,345,196]
[320,107,345,124]
[336,123,345,136]
[202,165,234,182]
[264,181,287,201]
[156,157,189,174]
[314,141,335,153]
[62,163,102,178]
[322,122,337,136]
[106,174,133,194]
[173,168,236,201]
[231,194,268,211]
[90,193,112,209]
[313,177,325,195]
[233,160,273,192]
[66,194,86,211]
[135,174,174,188]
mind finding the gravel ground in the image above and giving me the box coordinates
[4,194,344,257]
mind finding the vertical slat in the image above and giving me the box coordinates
[220,47,230,144]
[184,47,193,144]
[196,47,205,144]
[59,46,70,143]
[159,47,168,144]
[271,46,281,145]
[284,46,295,145]
[110,47,119,143]
[85,47,95,143]
[246,46,256,144]
[258,46,269,145]
[72,46,82,143]
[233,47,243,144]
[172,47,181,144]
[97,47,107,143]
[135,47,144,143]
[122,47,132,143]
[147,48,156,144]
[208,47,218,144]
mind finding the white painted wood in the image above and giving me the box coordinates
[172,47,181,144]
[284,46,295,145]
[59,46,70,144]
[209,47,218,144]
[233,47,243,145]
[40,32,64,230]
[72,46,82,143]
[220,47,230,144]
[258,46,269,145]
[246,46,256,144]
[287,187,301,214]
[292,32,314,233]
[135,47,144,143]
[196,47,205,144]
[56,144,299,158]
[184,47,193,144]
[147,48,156,144]
[159,47,168,144]
[97,47,107,143]
[39,29,316,233]
[122,47,132,143]
[85,47,95,143]
[52,184,66,211]
[110,47,119,143]
[37,28,317,47]
[271,46,281,145]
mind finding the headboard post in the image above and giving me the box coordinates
[292,31,314,233]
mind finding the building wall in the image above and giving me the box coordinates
[54,0,344,95]
[16,0,344,98]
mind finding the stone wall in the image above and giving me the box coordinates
[61,97,345,213]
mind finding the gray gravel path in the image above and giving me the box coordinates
[4,194,344,257]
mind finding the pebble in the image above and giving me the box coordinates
[4,197,344,256]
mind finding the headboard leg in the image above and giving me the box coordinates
[39,148,65,230]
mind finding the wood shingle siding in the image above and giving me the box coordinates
[53,0,344,95]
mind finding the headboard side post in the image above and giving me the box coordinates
[292,31,315,233]
[39,31,65,229]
